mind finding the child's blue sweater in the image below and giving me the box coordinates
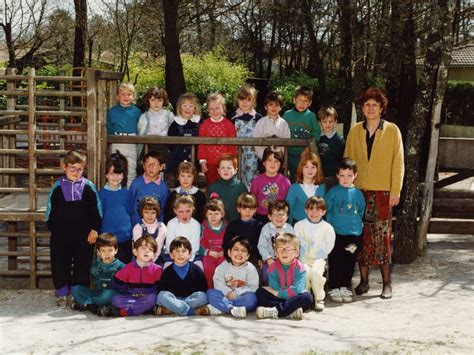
[98,187,133,243]
[107,104,142,135]
[129,175,169,225]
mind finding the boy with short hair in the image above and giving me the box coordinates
[46,150,102,307]
[207,154,247,223]
[103,235,162,317]
[71,233,124,313]
[107,82,142,186]
[325,158,365,303]
[317,106,345,185]
[255,233,313,320]
[283,86,321,181]
[294,196,335,311]
[129,151,169,225]
[155,237,209,316]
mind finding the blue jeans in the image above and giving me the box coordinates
[207,288,257,313]
[72,285,118,306]
[156,291,207,316]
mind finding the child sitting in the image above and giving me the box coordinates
[250,146,291,223]
[223,192,263,269]
[207,153,247,223]
[155,237,209,316]
[71,233,124,313]
[164,161,206,223]
[46,150,102,307]
[165,195,202,268]
[98,151,133,263]
[129,151,169,225]
[206,237,259,318]
[200,198,228,288]
[103,235,162,317]
[255,233,313,320]
[257,200,294,285]
[325,158,365,303]
[294,196,335,311]
[132,196,167,263]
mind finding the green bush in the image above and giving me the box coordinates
[443,82,473,126]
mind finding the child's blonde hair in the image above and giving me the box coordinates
[64,150,86,165]
[305,196,326,211]
[295,148,324,184]
[237,192,258,209]
[177,92,201,117]
[207,93,226,113]
[117,82,136,96]
[173,195,195,210]
[317,105,338,122]
[143,86,169,108]
[234,84,257,108]
[274,232,300,252]
[177,161,197,183]
[205,198,225,215]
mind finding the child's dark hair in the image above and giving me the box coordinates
[262,146,284,165]
[264,91,283,107]
[96,233,118,250]
[63,150,86,165]
[225,236,252,262]
[317,105,338,122]
[142,151,162,165]
[134,235,158,253]
[142,86,169,108]
[139,196,160,218]
[339,158,358,174]
[177,161,197,182]
[236,192,258,209]
[105,150,128,187]
[268,200,289,215]
[204,198,225,215]
[294,86,313,100]
[170,236,192,253]
[305,196,326,211]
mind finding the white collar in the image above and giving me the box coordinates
[175,186,199,195]
[174,115,201,125]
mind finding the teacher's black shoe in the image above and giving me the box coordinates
[355,283,370,295]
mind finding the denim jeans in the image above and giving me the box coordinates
[156,290,207,316]
[206,288,257,313]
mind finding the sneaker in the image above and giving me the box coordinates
[97,305,115,317]
[194,306,210,316]
[315,301,325,312]
[56,296,68,308]
[381,284,393,299]
[287,307,303,320]
[70,302,87,311]
[230,306,247,318]
[207,304,223,316]
[340,287,354,303]
[154,305,174,316]
[328,288,343,303]
[256,306,278,319]
[355,282,370,295]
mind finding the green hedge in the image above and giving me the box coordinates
[443,82,473,126]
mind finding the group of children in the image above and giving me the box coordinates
[45,83,367,321]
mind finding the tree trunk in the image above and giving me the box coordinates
[162,0,186,110]
[394,0,455,264]
[73,0,87,69]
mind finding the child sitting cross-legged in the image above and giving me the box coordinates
[255,233,313,320]
[155,237,209,316]
[71,233,124,314]
[101,235,162,317]
[206,236,259,318]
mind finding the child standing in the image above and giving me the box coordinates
[317,106,345,188]
[164,161,206,223]
[71,233,124,313]
[325,159,365,303]
[198,93,237,186]
[283,86,321,181]
[206,237,259,318]
[207,154,247,223]
[132,196,167,263]
[200,198,228,288]
[155,237,209,316]
[250,146,291,223]
[137,87,174,166]
[98,151,133,263]
[107,82,142,186]
[258,200,294,285]
[229,84,262,189]
[286,149,325,224]
[46,150,102,307]
[167,93,201,174]
[223,192,263,268]
[164,195,202,268]
[253,91,291,160]
[129,151,169,225]
[255,233,313,320]
[104,235,162,317]
[294,196,335,311]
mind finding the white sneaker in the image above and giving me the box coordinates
[230,306,247,318]
[340,287,353,303]
[315,301,325,312]
[287,307,303,320]
[328,288,343,303]
[256,306,278,319]
[207,304,223,315]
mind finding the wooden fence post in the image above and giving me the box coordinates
[28,67,37,288]
[86,68,97,184]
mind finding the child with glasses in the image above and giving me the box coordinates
[255,233,313,320]
[46,150,102,307]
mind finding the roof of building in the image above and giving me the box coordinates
[416,44,474,67]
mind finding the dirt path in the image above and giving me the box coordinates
[1,234,473,354]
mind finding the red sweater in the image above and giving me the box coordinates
[200,220,228,255]
[198,117,237,165]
